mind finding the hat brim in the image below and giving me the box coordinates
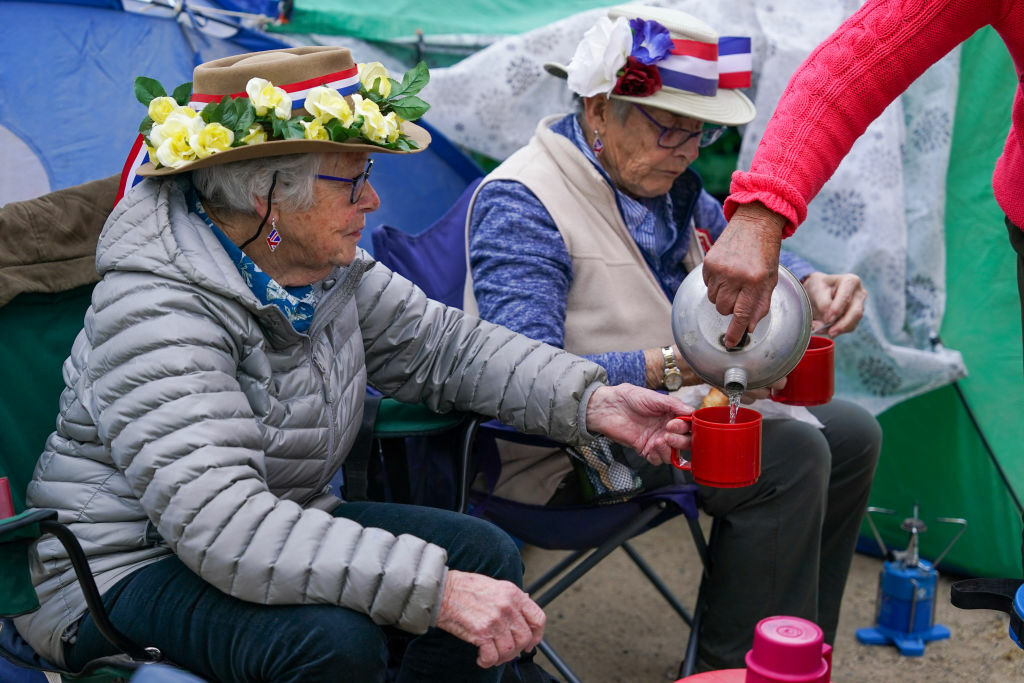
[544,62,755,127]
[137,120,432,177]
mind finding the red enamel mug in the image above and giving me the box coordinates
[671,406,762,488]
[771,336,835,406]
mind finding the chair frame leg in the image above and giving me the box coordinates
[532,502,666,608]
[679,516,720,678]
[621,540,694,626]
[39,521,161,664]
[536,638,584,683]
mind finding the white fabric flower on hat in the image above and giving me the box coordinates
[246,77,292,120]
[565,16,633,97]
[306,86,355,126]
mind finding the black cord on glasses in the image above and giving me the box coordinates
[238,171,279,250]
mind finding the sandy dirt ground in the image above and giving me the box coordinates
[522,516,1023,682]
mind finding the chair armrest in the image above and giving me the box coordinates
[478,419,561,449]
[0,508,57,541]
[373,398,467,438]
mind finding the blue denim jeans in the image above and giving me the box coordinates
[64,501,522,682]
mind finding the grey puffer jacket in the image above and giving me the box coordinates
[15,177,607,665]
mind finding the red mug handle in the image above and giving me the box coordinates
[671,415,693,471]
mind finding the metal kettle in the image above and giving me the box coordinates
[671,263,812,392]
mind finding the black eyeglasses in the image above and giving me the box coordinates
[632,104,727,149]
[317,158,374,204]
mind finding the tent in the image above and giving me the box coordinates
[863,28,1023,579]
[0,0,292,206]
[1,0,1021,580]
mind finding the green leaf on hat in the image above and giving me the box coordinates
[393,137,418,152]
[138,115,153,134]
[171,82,192,107]
[134,77,166,106]
[200,98,224,124]
[396,62,430,97]
[279,118,306,140]
[324,118,355,142]
[389,96,429,122]
[220,98,255,134]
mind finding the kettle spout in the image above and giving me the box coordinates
[723,367,748,394]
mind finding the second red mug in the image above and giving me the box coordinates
[671,406,762,488]
[771,335,835,406]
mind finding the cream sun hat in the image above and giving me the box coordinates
[134,46,432,177]
[546,3,755,126]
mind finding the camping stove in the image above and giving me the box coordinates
[855,504,967,656]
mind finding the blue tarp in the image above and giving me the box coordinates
[0,0,482,243]
[0,1,288,204]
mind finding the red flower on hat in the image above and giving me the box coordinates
[613,56,662,97]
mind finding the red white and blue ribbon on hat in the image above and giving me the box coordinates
[115,134,150,205]
[188,66,360,111]
[656,36,751,97]
[116,66,361,204]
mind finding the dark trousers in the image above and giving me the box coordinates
[652,399,881,669]
[64,501,523,683]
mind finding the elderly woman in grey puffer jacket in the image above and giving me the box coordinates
[14,47,693,682]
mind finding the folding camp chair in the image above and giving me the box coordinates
[370,183,717,681]
[0,297,473,683]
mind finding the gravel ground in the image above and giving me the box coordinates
[521,516,1023,682]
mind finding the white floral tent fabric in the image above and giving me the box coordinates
[423,0,966,416]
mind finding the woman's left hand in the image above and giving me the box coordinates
[802,272,867,337]
[584,384,692,466]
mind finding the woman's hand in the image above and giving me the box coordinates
[584,384,692,466]
[435,570,546,668]
[702,202,786,348]
[802,272,867,337]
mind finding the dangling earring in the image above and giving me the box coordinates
[592,130,603,154]
[266,217,282,252]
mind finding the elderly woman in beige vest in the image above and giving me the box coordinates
[464,4,882,672]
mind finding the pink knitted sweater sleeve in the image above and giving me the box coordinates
[725,0,1012,237]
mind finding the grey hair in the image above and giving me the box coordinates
[573,94,633,123]
[191,153,325,216]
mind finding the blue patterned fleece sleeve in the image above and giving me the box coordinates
[468,180,648,387]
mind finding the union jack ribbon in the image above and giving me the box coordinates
[115,134,150,205]
[656,36,751,97]
[188,66,361,112]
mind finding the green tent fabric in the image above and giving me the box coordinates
[0,286,94,511]
[864,27,1023,579]
[273,0,612,42]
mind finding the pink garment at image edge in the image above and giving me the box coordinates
[725,0,1024,236]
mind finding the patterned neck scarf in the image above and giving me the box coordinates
[189,188,318,333]
[568,115,677,261]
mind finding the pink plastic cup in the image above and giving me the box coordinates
[771,336,835,406]
[744,616,832,683]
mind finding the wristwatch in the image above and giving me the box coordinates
[661,346,684,391]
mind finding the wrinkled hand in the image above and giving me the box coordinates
[738,377,787,404]
[802,272,866,336]
[585,384,692,466]
[435,570,545,669]
[702,203,785,348]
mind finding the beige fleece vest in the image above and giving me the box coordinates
[464,116,674,354]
